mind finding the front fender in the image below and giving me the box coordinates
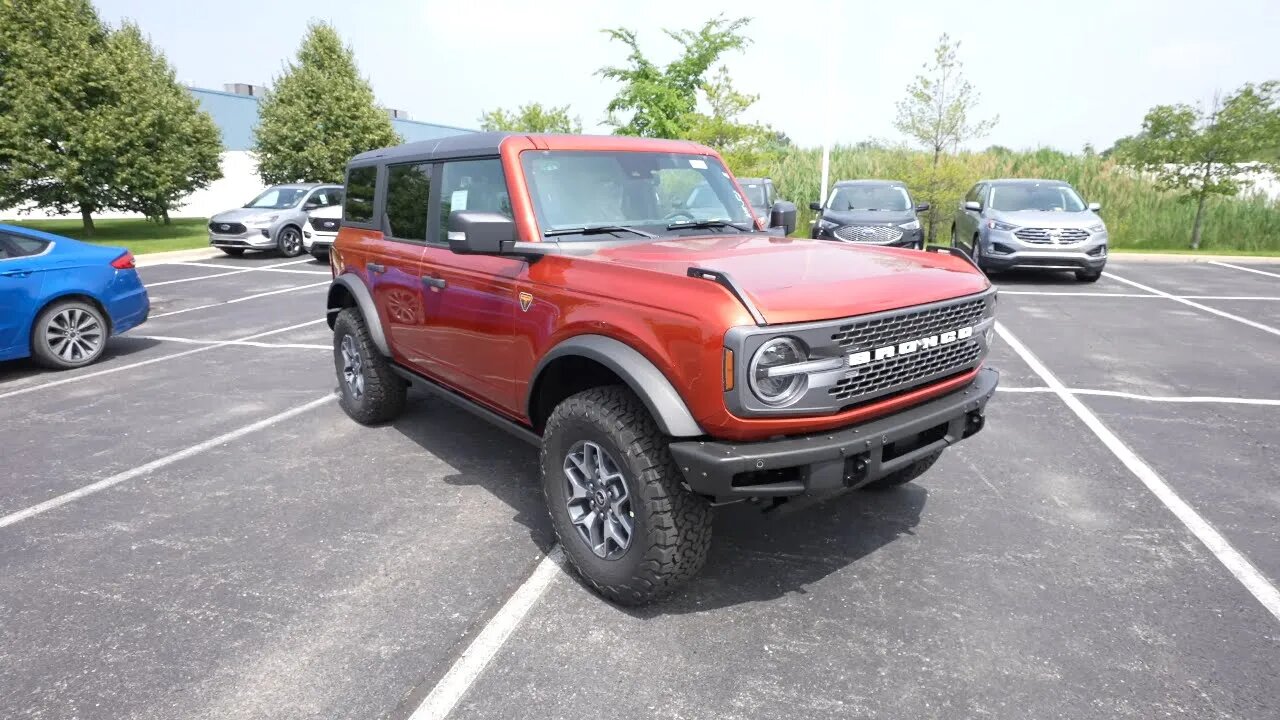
[327,274,389,356]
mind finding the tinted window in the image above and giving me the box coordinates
[0,234,50,259]
[385,163,432,241]
[826,184,911,211]
[344,166,378,224]
[306,188,344,208]
[964,185,980,203]
[244,187,307,209]
[438,159,511,239]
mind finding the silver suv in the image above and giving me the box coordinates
[951,179,1107,282]
[208,183,344,258]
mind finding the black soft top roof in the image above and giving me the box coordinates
[349,131,514,166]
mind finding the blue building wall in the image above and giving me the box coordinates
[189,87,475,151]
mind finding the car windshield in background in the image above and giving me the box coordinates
[826,185,911,212]
[520,150,752,238]
[244,188,307,209]
[989,184,1086,212]
[742,184,767,210]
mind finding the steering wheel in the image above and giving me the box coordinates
[664,210,697,222]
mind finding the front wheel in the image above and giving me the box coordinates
[542,386,712,605]
[332,308,406,424]
[1076,269,1102,282]
[277,227,305,258]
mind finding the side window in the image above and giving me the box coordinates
[384,162,432,241]
[437,159,511,241]
[344,166,378,224]
[0,234,49,259]
[964,185,979,204]
[306,188,343,208]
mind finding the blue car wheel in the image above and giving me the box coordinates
[31,299,108,370]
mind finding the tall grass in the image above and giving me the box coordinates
[757,147,1280,252]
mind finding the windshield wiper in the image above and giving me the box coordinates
[665,218,753,232]
[543,225,657,239]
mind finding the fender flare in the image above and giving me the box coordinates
[530,335,704,438]
[326,274,390,356]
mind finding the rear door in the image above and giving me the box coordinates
[0,233,51,354]
[372,161,434,371]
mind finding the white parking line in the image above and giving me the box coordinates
[1209,261,1280,280]
[999,290,1280,300]
[0,394,336,529]
[135,334,329,351]
[996,322,1280,623]
[409,547,565,720]
[1104,272,1280,337]
[150,281,329,318]
[0,319,325,401]
[998,386,1280,406]
[145,259,320,287]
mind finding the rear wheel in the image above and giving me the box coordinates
[1076,269,1102,282]
[31,300,108,370]
[277,226,304,258]
[310,248,329,263]
[219,247,245,257]
[970,235,991,274]
[332,308,406,424]
[542,386,712,605]
[860,450,943,491]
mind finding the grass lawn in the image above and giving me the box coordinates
[6,217,208,254]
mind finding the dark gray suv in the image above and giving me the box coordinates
[809,180,928,249]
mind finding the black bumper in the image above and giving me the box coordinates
[669,368,998,501]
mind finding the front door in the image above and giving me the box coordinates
[0,233,49,355]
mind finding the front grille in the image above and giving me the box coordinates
[1013,227,1090,244]
[830,296,987,350]
[833,225,903,243]
[209,221,246,235]
[312,218,341,232]
[829,340,982,403]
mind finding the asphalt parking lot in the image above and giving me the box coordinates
[1,252,1277,719]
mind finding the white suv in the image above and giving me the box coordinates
[303,204,341,260]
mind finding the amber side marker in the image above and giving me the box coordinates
[723,348,734,391]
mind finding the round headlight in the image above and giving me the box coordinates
[748,337,808,406]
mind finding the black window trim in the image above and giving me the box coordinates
[383,161,433,245]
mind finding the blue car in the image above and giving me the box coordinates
[0,224,149,369]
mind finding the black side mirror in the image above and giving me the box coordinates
[448,211,516,255]
[808,201,822,212]
[915,202,930,212]
[770,201,797,236]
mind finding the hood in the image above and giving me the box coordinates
[821,209,915,226]
[211,207,280,223]
[587,235,989,325]
[991,209,1101,228]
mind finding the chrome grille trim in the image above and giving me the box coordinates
[830,296,987,350]
[833,225,903,244]
[1013,227,1091,244]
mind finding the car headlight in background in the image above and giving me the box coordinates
[899,219,921,230]
[1088,223,1106,233]
[987,219,1018,231]
[814,218,838,230]
[748,337,808,406]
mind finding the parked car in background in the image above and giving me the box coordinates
[208,183,344,258]
[0,224,149,370]
[737,177,779,218]
[951,179,1107,282]
[303,204,341,261]
[810,180,928,249]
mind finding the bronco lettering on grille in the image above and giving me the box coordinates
[848,326,974,367]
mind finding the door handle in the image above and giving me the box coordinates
[421,275,447,289]
[0,270,32,278]
[366,262,386,274]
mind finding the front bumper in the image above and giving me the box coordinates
[303,231,336,252]
[209,227,276,249]
[981,229,1107,272]
[669,367,998,501]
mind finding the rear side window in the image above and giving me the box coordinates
[307,188,344,208]
[344,166,378,224]
[385,163,432,241]
[437,159,511,240]
[0,233,50,259]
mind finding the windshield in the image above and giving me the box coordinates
[520,150,752,238]
[826,184,911,212]
[741,183,767,210]
[988,184,1086,212]
[244,187,307,209]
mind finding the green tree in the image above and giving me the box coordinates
[684,66,776,174]
[254,22,399,184]
[479,103,582,133]
[103,23,223,223]
[894,34,997,240]
[1118,83,1280,249]
[0,0,116,233]
[597,15,751,138]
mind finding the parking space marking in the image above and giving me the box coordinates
[145,259,321,287]
[998,386,1280,406]
[150,281,330,318]
[1104,272,1280,337]
[996,322,1280,623]
[133,334,330,351]
[1000,290,1280,300]
[0,394,335,529]
[409,547,565,720]
[1209,261,1280,280]
[0,319,325,401]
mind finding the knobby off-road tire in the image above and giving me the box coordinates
[332,307,406,425]
[859,449,943,491]
[541,386,712,605]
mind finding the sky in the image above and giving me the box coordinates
[93,0,1280,152]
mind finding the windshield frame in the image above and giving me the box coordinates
[825,184,912,212]
[243,186,308,210]
[519,149,755,241]
[987,183,1087,213]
